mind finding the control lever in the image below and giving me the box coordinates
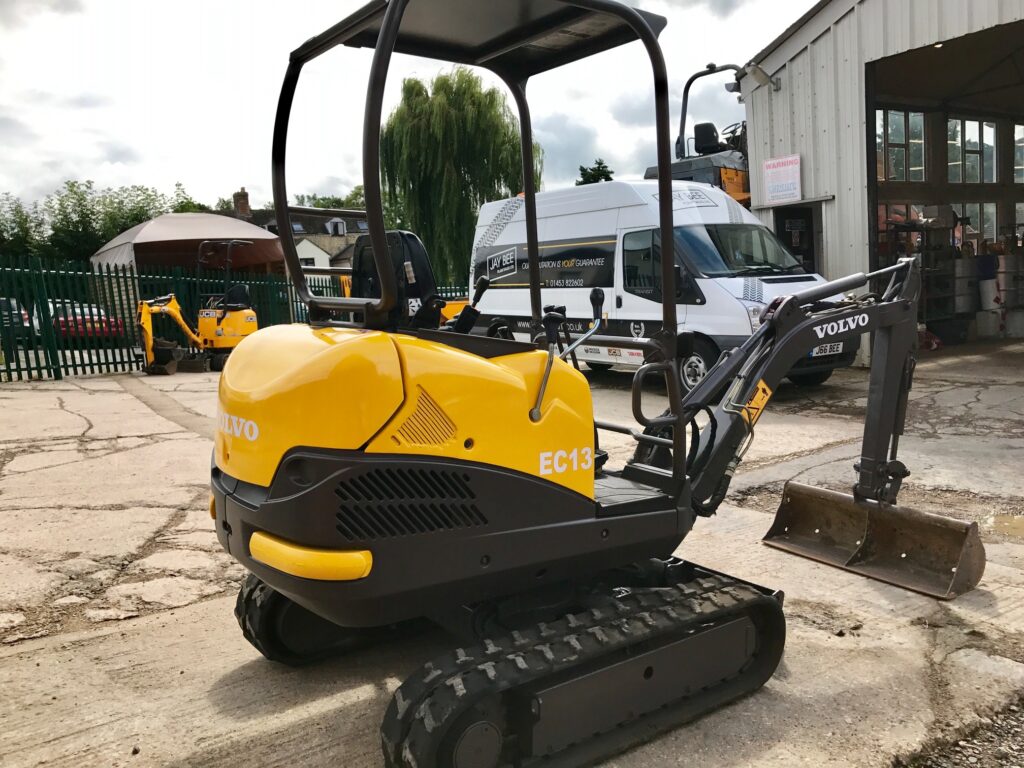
[559,288,605,361]
[530,308,566,422]
[472,276,491,305]
[452,275,491,334]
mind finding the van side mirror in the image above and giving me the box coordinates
[674,264,704,305]
[674,265,687,298]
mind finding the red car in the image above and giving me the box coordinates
[52,305,126,342]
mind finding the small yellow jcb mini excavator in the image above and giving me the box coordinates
[137,239,258,374]
[211,2,986,766]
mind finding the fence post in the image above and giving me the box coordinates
[31,258,62,380]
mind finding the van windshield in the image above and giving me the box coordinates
[674,224,804,277]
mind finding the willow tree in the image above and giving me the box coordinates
[380,67,542,283]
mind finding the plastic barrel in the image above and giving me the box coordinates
[980,278,1001,310]
[975,309,1004,338]
[1007,309,1024,338]
[954,277,977,314]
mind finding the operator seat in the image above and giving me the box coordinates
[216,284,252,312]
[351,231,443,330]
[693,122,729,155]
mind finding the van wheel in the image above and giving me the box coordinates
[787,370,833,387]
[586,361,614,372]
[678,338,719,392]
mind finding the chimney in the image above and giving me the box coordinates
[233,187,251,218]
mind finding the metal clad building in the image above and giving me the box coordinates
[742,0,1024,281]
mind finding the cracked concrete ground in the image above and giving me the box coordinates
[0,341,1022,767]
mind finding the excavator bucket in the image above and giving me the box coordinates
[144,339,184,376]
[763,482,985,600]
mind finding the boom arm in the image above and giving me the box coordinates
[136,295,203,365]
[680,258,920,512]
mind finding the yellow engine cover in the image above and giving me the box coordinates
[217,325,405,487]
[367,335,595,498]
[198,308,258,351]
[217,325,595,498]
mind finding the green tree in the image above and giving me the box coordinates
[381,67,542,282]
[214,196,234,213]
[575,158,614,185]
[342,185,365,209]
[42,181,105,262]
[0,194,46,260]
[170,183,211,213]
[95,184,170,242]
[294,193,346,208]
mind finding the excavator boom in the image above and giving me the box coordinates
[667,257,984,599]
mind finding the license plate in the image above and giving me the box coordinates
[811,342,843,357]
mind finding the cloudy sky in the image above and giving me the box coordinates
[0,0,814,207]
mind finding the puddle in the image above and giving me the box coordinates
[992,514,1024,538]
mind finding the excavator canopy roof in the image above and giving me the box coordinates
[294,0,667,79]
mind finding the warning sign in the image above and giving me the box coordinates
[763,154,801,205]
[742,379,773,425]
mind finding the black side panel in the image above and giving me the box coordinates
[214,451,682,628]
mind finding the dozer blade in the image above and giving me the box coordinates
[763,481,985,600]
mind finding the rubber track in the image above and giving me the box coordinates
[235,573,296,664]
[380,574,775,767]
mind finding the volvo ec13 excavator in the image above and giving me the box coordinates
[212,2,986,766]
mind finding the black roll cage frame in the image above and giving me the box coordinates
[269,1,924,504]
[271,0,692,487]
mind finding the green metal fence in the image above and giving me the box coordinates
[0,257,466,382]
[0,257,141,381]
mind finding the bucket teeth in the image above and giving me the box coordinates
[763,481,985,599]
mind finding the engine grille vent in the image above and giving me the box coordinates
[335,467,486,541]
[391,387,457,447]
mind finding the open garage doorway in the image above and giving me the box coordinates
[867,18,1024,347]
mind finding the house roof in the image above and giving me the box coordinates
[248,209,367,235]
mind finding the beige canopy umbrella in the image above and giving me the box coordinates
[91,213,283,271]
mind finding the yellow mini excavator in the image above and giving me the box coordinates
[212,2,986,766]
[137,240,258,374]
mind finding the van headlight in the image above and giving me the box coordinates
[740,300,765,331]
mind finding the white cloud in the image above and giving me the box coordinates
[0,0,82,28]
[0,0,814,208]
[655,0,751,18]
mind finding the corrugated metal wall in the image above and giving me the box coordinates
[742,0,1024,279]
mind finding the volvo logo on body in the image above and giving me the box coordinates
[219,411,259,441]
[813,313,868,340]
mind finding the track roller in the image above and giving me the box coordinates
[235,574,378,666]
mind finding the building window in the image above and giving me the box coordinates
[948,119,996,183]
[877,110,925,182]
[952,203,997,246]
[1015,125,1024,184]
[299,257,316,267]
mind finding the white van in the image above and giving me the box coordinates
[470,180,856,389]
